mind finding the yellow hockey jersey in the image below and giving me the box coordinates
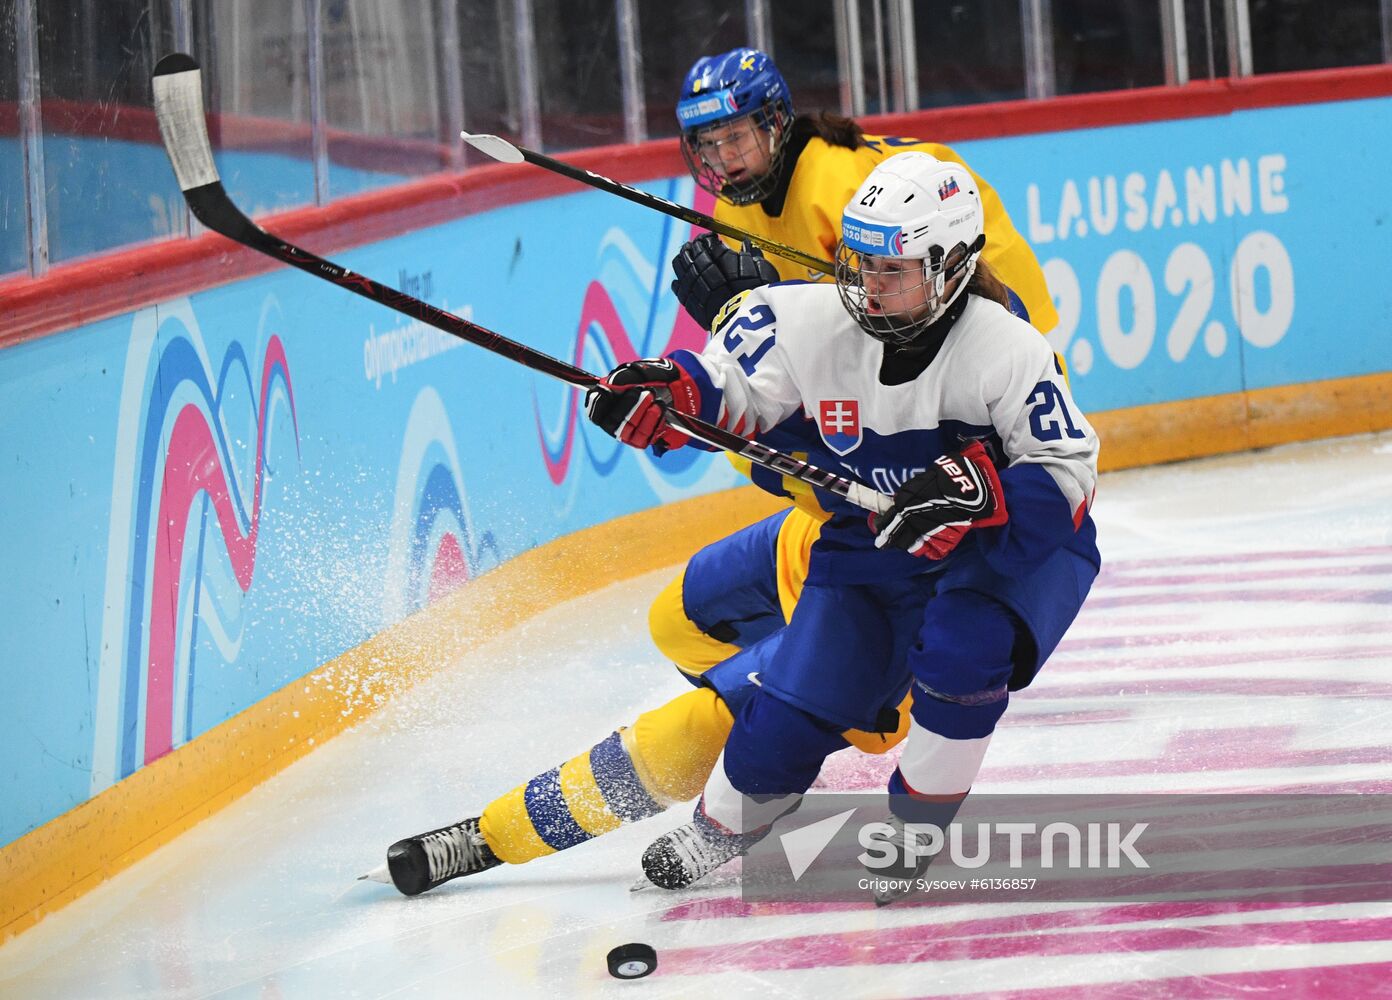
[715,133,1058,336]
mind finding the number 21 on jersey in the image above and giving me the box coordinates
[720,303,777,375]
[1027,380,1086,442]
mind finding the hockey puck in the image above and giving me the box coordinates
[606,942,657,979]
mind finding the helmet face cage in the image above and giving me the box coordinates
[680,100,793,206]
[835,240,978,346]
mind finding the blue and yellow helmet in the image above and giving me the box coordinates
[676,48,795,205]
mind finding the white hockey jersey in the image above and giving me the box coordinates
[669,282,1099,584]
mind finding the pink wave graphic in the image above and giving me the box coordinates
[427,532,469,605]
[538,188,715,484]
[144,337,297,764]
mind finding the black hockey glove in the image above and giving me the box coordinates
[870,441,1009,559]
[585,358,701,454]
[671,233,779,330]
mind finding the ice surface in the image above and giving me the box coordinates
[2,432,1391,998]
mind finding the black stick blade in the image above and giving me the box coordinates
[153,52,199,76]
[152,52,221,194]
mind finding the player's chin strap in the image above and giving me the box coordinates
[924,233,986,327]
[151,53,892,518]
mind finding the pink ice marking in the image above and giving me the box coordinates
[813,715,1126,792]
[1214,778,1392,794]
[999,708,1136,726]
[1084,586,1392,611]
[660,894,1374,927]
[1019,676,1392,700]
[1100,545,1392,570]
[811,748,899,790]
[1063,613,1199,630]
[1043,641,1392,674]
[1098,560,1392,588]
[982,720,1392,781]
[1052,618,1392,654]
[665,896,1380,941]
[899,961,1392,999]
[654,912,1392,976]
[144,338,295,764]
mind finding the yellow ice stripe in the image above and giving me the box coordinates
[1092,372,1392,471]
[557,756,621,837]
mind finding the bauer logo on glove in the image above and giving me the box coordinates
[871,440,1008,559]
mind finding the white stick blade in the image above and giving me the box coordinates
[460,131,524,164]
[152,53,220,191]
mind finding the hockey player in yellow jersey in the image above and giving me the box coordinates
[367,50,1061,896]
[677,52,1056,330]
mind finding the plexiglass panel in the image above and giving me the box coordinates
[637,0,748,139]
[35,0,182,264]
[913,0,1027,109]
[193,1,315,215]
[320,0,448,197]
[854,0,895,115]
[1052,0,1165,95]
[1249,0,1384,73]
[1184,0,1231,80]
[769,0,840,115]
[5,0,1388,275]
[1,0,26,276]
[458,0,521,161]
[532,0,625,150]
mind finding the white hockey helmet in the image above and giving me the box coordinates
[835,151,986,346]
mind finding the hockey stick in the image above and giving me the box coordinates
[461,131,835,278]
[151,54,890,516]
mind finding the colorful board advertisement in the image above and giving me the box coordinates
[2,92,1390,850]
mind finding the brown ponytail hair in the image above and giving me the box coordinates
[791,112,865,150]
[967,258,1012,311]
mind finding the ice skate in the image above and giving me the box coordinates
[361,817,501,896]
[640,813,756,890]
[862,812,935,907]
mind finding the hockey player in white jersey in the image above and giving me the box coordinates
[586,151,1100,902]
